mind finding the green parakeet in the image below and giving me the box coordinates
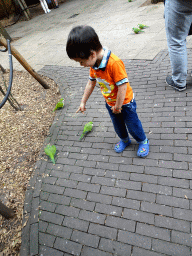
[44,144,56,164]
[53,98,64,111]
[132,27,144,34]
[79,121,93,140]
[138,24,148,29]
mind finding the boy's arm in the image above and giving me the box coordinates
[112,83,127,114]
[76,79,96,114]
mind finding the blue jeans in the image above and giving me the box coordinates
[106,99,146,143]
[165,0,192,87]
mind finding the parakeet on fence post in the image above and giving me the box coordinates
[79,121,93,140]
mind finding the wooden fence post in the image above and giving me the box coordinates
[0,37,50,89]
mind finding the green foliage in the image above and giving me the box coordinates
[44,144,56,164]
[80,121,93,140]
[53,98,64,111]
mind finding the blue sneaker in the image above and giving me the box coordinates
[137,139,149,158]
[114,139,131,153]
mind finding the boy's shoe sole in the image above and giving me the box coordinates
[166,75,186,91]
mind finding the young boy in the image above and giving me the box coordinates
[66,25,149,157]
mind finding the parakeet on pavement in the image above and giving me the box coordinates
[44,144,56,164]
[53,98,64,111]
[132,27,144,34]
[138,24,148,29]
[79,121,93,140]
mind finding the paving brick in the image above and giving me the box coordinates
[30,223,38,256]
[132,247,164,256]
[130,173,157,184]
[105,170,130,180]
[75,159,96,168]
[87,192,112,204]
[141,201,172,217]
[43,176,57,185]
[56,178,78,188]
[40,200,57,212]
[79,209,106,224]
[39,220,48,232]
[158,159,188,169]
[54,237,82,256]
[158,176,189,189]
[64,188,87,199]
[50,170,70,179]
[100,186,126,197]
[112,196,140,210]
[133,158,158,167]
[96,161,119,170]
[63,216,89,232]
[81,246,112,256]
[91,176,115,186]
[155,215,190,233]
[173,187,192,199]
[126,190,156,203]
[105,215,135,232]
[55,205,80,217]
[70,173,91,183]
[123,208,154,224]
[142,183,172,195]
[83,167,105,176]
[62,165,83,174]
[88,154,109,162]
[39,211,64,225]
[156,194,189,209]
[173,208,192,221]
[118,230,151,249]
[152,239,190,256]
[46,223,72,239]
[95,203,122,216]
[40,191,49,201]
[173,169,192,179]
[136,222,170,241]
[48,194,71,205]
[119,164,144,173]
[39,232,55,247]
[70,198,95,211]
[171,230,192,247]
[41,183,65,194]
[39,245,64,256]
[71,230,99,248]
[99,238,132,256]
[89,223,117,240]
[116,180,141,190]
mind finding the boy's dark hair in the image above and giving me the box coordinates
[66,26,102,59]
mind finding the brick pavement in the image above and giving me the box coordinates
[20,49,192,256]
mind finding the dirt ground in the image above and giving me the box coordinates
[0,69,60,255]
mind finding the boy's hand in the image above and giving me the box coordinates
[111,106,122,114]
[76,103,86,114]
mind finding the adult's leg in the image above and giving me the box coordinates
[165,0,192,87]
